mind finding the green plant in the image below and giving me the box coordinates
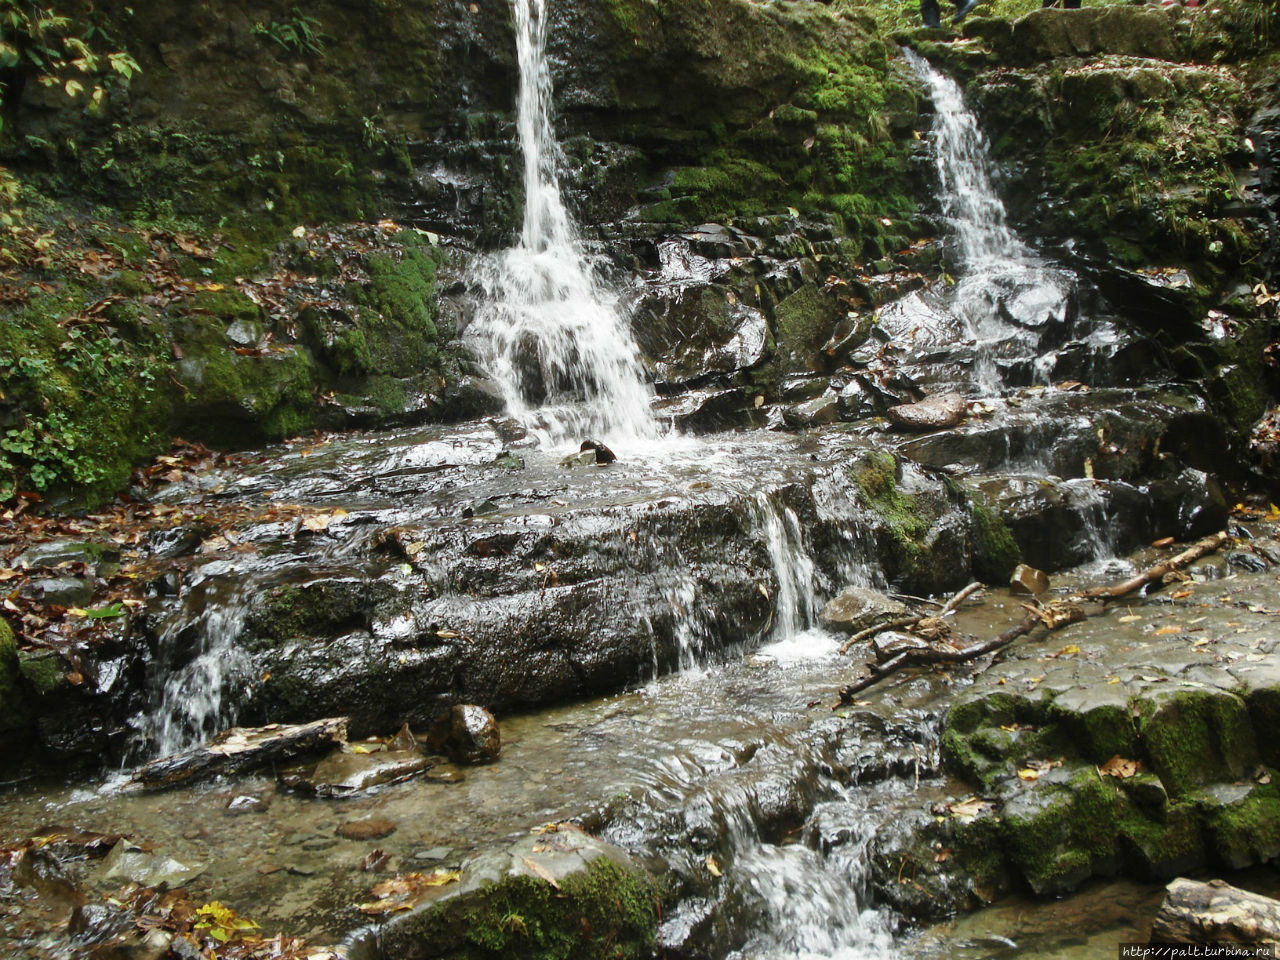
[251,7,329,57]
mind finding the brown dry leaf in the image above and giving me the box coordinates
[521,857,561,890]
[1170,589,1194,600]
[1153,625,1184,636]
[1151,536,1175,548]
[933,847,951,863]
[947,797,988,818]
[301,514,332,533]
[1098,755,1143,779]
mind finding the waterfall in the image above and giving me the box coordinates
[903,49,1031,272]
[467,0,654,446]
[136,581,254,758]
[901,50,1073,398]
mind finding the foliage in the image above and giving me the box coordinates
[252,7,329,57]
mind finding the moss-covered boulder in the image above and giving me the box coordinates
[372,827,659,960]
[0,620,33,748]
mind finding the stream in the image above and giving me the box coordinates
[0,8,1260,960]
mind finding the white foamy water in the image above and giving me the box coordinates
[467,0,654,446]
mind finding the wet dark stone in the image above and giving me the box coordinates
[31,577,94,609]
[445,704,501,764]
[781,395,838,430]
[580,439,617,464]
[651,389,764,434]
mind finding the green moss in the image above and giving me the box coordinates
[345,235,446,375]
[1114,796,1204,879]
[391,858,658,960]
[17,648,67,697]
[969,499,1021,584]
[1136,688,1257,797]
[245,580,384,650]
[0,620,31,737]
[1198,778,1280,870]
[1002,770,1123,895]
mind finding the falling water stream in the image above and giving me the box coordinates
[465,0,654,445]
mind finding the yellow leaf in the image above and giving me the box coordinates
[705,854,722,877]
[64,79,84,97]
[1118,614,1142,623]
[1056,644,1081,656]
[1017,768,1041,781]
[351,744,372,754]
[1153,625,1183,636]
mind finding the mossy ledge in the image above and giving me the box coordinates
[367,830,660,960]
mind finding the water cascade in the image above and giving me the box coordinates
[466,0,654,445]
[899,50,1073,397]
[137,580,254,758]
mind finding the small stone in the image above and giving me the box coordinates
[413,847,453,862]
[31,576,94,608]
[782,394,838,430]
[560,449,598,468]
[1010,563,1049,595]
[301,838,339,852]
[337,818,397,841]
[886,393,969,432]
[448,704,501,764]
[226,795,268,814]
[580,439,617,464]
[818,587,908,634]
[286,864,317,876]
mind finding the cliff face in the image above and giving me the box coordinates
[0,0,1276,505]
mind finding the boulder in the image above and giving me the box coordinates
[886,393,968,432]
[818,587,908,635]
[445,704,501,764]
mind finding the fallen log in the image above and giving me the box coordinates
[131,717,349,790]
[1151,877,1280,945]
[1082,531,1229,600]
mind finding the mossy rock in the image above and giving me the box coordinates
[773,283,843,374]
[376,830,659,960]
[968,497,1021,584]
[1135,687,1258,797]
[1001,768,1125,896]
[0,620,33,740]
[17,648,68,698]
[244,579,391,651]
[1046,684,1139,764]
[1196,778,1280,870]
[941,690,1055,790]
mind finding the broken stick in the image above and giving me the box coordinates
[837,581,984,657]
[835,604,1085,704]
[1081,530,1229,600]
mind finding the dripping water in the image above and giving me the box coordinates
[466,0,654,446]
[136,580,254,758]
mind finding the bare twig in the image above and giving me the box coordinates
[837,616,921,656]
[1081,531,1229,600]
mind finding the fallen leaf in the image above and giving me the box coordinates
[1017,768,1041,782]
[1118,614,1143,623]
[947,797,988,818]
[1170,589,1193,600]
[1153,625,1184,636]
[1151,536,1175,548]
[705,854,722,878]
[521,857,561,890]
[1099,755,1143,779]
[933,847,951,863]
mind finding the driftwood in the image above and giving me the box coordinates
[837,582,983,656]
[1151,877,1280,945]
[131,717,349,790]
[836,604,1086,704]
[1082,531,1229,600]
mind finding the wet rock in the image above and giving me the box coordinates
[651,388,763,434]
[781,394,838,430]
[560,449,599,468]
[413,847,453,862]
[30,576,94,608]
[284,748,431,797]
[886,393,968,432]
[1009,563,1048,596]
[491,418,528,444]
[145,524,212,559]
[580,439,617,464]
[460,499,498,518]
[98,841,204,889]
[445,705,501,764]
[1197,780,1280,870]
[338,818,398,841]
[870,631,929,661]
[780,376,829,402]
[15,540,120,573]
[817,587,907,634]
[492,451,525,470]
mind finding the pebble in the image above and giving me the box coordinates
[286,865,317,876]
[413,847,453,861]
[337,818,397,841]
